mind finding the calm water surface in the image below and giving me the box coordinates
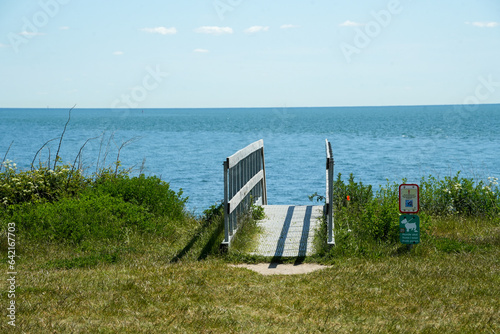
[1,105,499,213]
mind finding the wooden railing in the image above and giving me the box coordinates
[222,140,267,248]
[325,139,335,245]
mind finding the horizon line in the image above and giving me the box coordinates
[1,102,499,110]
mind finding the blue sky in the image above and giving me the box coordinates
[0,0,499,108]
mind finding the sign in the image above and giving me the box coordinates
[399,214,420,244]
[399,184,419,214]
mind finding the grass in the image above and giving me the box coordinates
[1,151,499,332]
[2,228,498,333]
[2,212,498,333]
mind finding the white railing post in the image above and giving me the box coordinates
[223,159,230,246]
[325,139,335,246]
[261,145,268,205]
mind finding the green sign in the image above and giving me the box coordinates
[399,214,420,244]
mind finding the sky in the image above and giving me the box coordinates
[0,0,499,108]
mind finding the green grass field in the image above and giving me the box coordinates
[1,160,499,333]
[2,220,499,333]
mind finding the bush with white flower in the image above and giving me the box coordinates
[0,161,87,207]
[420,172,499,216]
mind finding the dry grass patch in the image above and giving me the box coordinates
[2,245,498,333]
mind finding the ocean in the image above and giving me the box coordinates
[1,105,499,214]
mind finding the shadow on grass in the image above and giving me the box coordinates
[169,217,224,263]
[198,218,224,261]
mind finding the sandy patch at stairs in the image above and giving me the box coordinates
[230,263,331,275]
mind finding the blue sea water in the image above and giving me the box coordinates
[1,105,499,214]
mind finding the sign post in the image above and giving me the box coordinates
[399,184,420,248]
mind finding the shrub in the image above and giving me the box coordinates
[91,172,188,221]
[0,158,191,245]
[329,172,499,244]
[329,174,400,243]
[202,201,224,223]
[332,173,373,210]
[6,192,153,244]
[420,172,499,217]
[0,161,87,206]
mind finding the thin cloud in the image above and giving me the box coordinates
[141,27,177,35]
[19,31,45,36]
[59,26,70,30]
[244,26,269,34]
[339,20,364,27]
[113,51,124,56]
[0,43,10,48]
[280,24,300,29]
[194,26,233,35]
[465,21,499,28]
[194,48,209,53]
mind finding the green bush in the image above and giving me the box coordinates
[332,173,373,210]
[6,192,153,244]
[321,172,499,253]
[202,201,224,223]
[92,171,188,221]
[0,161,87,206]
[420,172,499,216]
[330,174,399,243]
[0,161,190,245]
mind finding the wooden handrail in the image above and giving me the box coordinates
[227,139,263,168]
[222,140,267,249]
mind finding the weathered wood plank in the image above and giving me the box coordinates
[227,139,263,168]
[251,205,323,257]
[228,170,264,214]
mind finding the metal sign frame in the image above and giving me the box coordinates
[399,184,419,214]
